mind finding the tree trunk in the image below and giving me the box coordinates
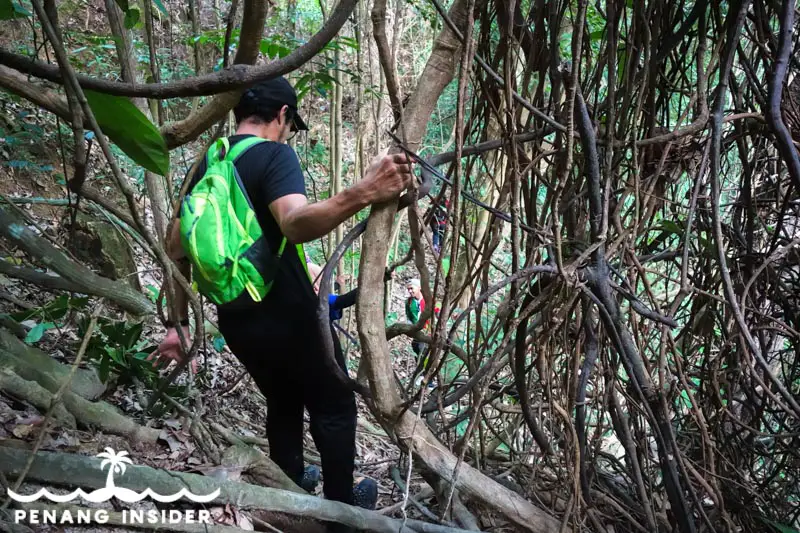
[334,54,344,276]
[356,0,560,529]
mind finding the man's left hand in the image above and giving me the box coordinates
[148,325,197,374]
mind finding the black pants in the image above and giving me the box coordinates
[218,310,357,504]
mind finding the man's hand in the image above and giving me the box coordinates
[360,153,413,204]
[148,326,197,374]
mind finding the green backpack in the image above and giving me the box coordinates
[180,136,288,307]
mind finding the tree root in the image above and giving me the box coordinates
[0,206,153,316]
[220,444,304,494]
[0,330,106,400]
[0,445,481,533]
[0,369,76,428]
[0,331,158,443]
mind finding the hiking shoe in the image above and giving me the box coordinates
[301,465,321,493]
[353,478,378,510]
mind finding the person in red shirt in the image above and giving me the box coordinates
[404,279,441,380]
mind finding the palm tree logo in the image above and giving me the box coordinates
[98,448,132,491]
[7,447,220,504]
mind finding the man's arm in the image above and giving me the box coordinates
[269,188,369,243]
[270,153,412,243]
[151,220,194,371]
[332,288,358,310]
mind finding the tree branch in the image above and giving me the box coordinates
[0,0,357,99]
[160,0,270,148]
[762,0,800,191]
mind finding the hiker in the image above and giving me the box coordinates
[308,261,357,322]
[404,278,442,386]
[405,278,428,356]
[430,198,448,255]
[153,76,413,516]
[306,260,323,293]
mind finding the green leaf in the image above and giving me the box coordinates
[145,284,160,302]
[655,220,683,235]
[69,296,90,309]
[104,346,125,365]
[212,336,225,352]
[124,7,140,28]
[10,306,37,322]
[24,323,45,344]
[313,71,338,85]
[0,0,31,19]
[44,294,70,320]
[101,322,126,344]
[114,0,129,11]
[338,36,359,50]
[136,345,158,359]
[590,30,604,42]
[84,90,169,175]
[152,0,168,16]
[260,38,292,59]
[123,322,143,351]
[24,322,53,344]
[98,355,111,383]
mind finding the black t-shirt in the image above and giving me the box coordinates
[184,134,316,325]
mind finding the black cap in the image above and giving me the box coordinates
[236,76,308,132]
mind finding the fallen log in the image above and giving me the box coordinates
[0,446,481,533]
[0,206,153,316]
[0,261,93,295]
[0,329,106,401]
[0,331,158,443]
[0,369,76,428]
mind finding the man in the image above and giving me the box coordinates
[405,278,427,357]
[430,199,448,255]
[154,76,413,515]
[405,279,442,382]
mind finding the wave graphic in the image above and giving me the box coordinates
[7,486,221,504]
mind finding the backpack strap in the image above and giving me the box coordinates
[206,137,229,167]
[225,136,268,163]
[205,136,268,167]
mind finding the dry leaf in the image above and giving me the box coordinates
[232,508,254,530]
[164,418,182,430]
[11,424,35,439]
[158,429,183,453]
